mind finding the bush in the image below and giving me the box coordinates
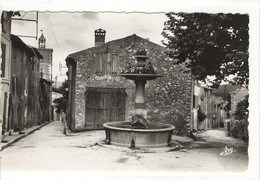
[53,80,68,113]
[166,112,190,136]
[230,94,249,141]
[172,117,190,136]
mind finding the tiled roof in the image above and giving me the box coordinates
[11,34,42,59]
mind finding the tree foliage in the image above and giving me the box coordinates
[162,13,249,88]
[53,80,68,113]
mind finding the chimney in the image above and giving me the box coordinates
[94,28,106,47]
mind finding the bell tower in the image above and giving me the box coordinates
[37,29,53,81]
[38,30,46,48]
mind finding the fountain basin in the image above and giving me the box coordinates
[119,73,163,81]
[103,121,175,148]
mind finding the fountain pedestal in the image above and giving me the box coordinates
[133,80,147,128]
[120,54,163,129]
[134,80,146,109]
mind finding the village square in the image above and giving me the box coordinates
[0,5,259,180]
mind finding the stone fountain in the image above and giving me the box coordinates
[103,49,175,148]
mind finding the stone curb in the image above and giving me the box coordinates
[1,121,50,151]
[98,140,181,153]
[62,119,76,136]
[62,119,70,136]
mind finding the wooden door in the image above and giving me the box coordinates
[85,87,126,130]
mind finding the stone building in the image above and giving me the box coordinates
[191,81,214,131]
[212,84,247,126]
[191,80,228,131]
[1,11,53,136]
[37,31,53,81]
[9,35,44,132]
[37,31,53,123]
[1,34,53,134]
[1,12,13,135]
[1,11,21,135]
[66,29,192,133]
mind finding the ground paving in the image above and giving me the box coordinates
[0,121,250,179]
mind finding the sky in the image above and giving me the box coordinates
[11,12,168,83]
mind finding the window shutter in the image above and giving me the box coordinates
[96,53,118,75]
[112,54,118,74]
[107,53,112,74]
[1,43,6,77]
[102,53,107,75]
[95,54,103,76]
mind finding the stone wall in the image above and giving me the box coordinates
[37,48,53,63]
[38,48,53,81]
[8,35,50,132]
[69,34,192,132]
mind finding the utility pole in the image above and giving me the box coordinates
[12,12,39,40]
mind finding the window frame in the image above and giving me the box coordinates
[1,43,7,77]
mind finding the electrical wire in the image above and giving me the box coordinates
[43,12,68,77]
[44,12,64,60]
[20,12,28,19]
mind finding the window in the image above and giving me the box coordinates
[111,54,118,74]
[96,54,103,75]
[2,92,8,131]
[1,12,7,33]
[107,53,112,74]
[96,53,118,76]
[1,43,6,77]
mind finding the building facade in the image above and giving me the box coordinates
[1,12,19,135]
[1,11,53,136]
[37,32,53,81]
[66,29,192,133]
[191,80,229,131]
[9,35,46,131]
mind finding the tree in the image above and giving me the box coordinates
[53,80,68,113]
[162,13,249,88]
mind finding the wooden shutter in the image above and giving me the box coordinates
[107,53,112,74]
[1,43,6,77]
[112,54,118,74]
[95,54,103,76]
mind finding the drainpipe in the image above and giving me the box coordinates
[190,74,194,132]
